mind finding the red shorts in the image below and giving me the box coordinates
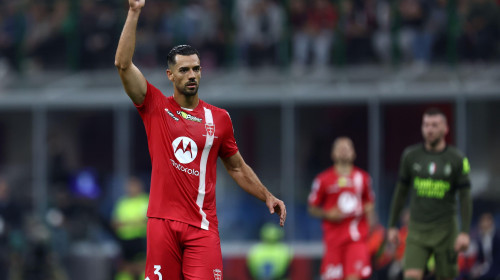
[145,218,223,280]
[321,241,372,280]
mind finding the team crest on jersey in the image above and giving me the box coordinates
[323,264,343,279]
[428,162,436,175]
[205,123,215,136]
[413,163,422,172]
[337,176,348,188]
[444,163,452,176]
[213,268,222,280]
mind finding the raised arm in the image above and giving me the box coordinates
[115,0,147,105]
[221,152,286,227]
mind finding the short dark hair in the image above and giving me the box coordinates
[424,107,447,121]
[167,45,200,68]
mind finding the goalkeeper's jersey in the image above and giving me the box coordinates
[398,143,471,230]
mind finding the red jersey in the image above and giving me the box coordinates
[308,166,374,246]
[136,82,238,233]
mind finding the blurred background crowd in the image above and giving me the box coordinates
[0,0,499,280]
[0,0,500,74]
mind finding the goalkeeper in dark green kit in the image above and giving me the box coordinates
[387,108,472,280]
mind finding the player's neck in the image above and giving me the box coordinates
[334,164,353,175]
[424,139,446,153]
[174,91,199,109]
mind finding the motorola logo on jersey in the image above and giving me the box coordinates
[337,192,359,214]
[170,159,200,176]
[172,137,198,164]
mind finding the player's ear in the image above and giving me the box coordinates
[166,69,174,82]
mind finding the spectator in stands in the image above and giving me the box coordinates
[24,1,69,71]
[234,0,285,68]
[471,212,500,280]
[459,0,500,62]
[112,177,149,280]
[197,0,227,69]
[374,0,441,68]
[341,0,378,63]
[0,2,25,72]
[174,0,226,69]
[157,1,178,63]
[425,0,449,61]
[398,0,434,66]
[80,1,119,69]
[291,0,338,72]
[372,0,392,64]
[247,223,293,280]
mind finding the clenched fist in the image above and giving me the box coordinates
[129,0,145,10]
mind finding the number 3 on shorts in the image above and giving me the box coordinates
[146,265,162,280]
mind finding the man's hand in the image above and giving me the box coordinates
[129,0,145,11]
[324,207,344,222]
[387,227,399,245]
[266,195,286,227]
[454,232,470,252]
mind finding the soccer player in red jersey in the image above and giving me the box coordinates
[308,137,375,280]
[114,1,287,279]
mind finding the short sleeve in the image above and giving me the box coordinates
[308,177,324,207]
[135,81,163,115]
[218,111,239,158]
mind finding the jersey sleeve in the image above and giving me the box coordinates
[308,177,324,207]
[398,148,412,186]
[455,156,471,189]
[135,81,162,115]
[456,154,472,232]
[218,111,239,158]
[388,150,412,227]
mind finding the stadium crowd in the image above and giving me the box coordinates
[0,0,499,73]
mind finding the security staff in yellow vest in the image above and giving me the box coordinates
[112,177,149,280]
[247,223,293,280]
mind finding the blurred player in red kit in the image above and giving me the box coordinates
[308,137,375,280]
[114,1,287,279]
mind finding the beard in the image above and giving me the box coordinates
[178,84,198,96]
[181,87,198,96]
[427,135,443,147]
